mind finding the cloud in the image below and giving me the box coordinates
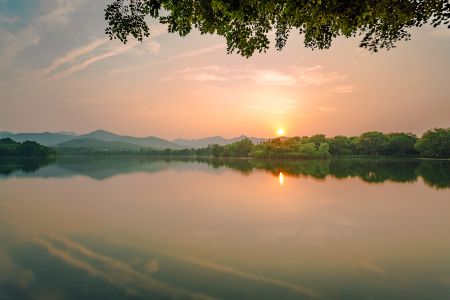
[293,65,345,86]
[0,0,81,67]
[245,98,298,115]
[166,64,346,87]
[252,70,297,86]
[40,21,165,79]
[42,38,109,75]
[145,259,160,273]
[0,249,34,289]
[359,259,386,275]
[110,43,226,76]
[333,85,359,93]
[0,15,19,25]
[50,42,138,79]
[174,255,319,298]
[104,237,319,298]
[37,0,78,26]
[36,235,216,300]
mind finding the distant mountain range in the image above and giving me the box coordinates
[174,135,266,148]
[58,138,142,151]
[0,130,266,151]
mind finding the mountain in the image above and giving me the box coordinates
[76,130,182,150]
[1,130,182,150]
[54,131,78,136]
[58,138,142,151]
[173,135,266,148]
[0,132,75,146]
[1,130,266,150]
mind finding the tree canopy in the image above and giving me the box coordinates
[105,0,450,57]
[0,138,55,158]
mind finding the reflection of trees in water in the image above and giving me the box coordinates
[416,160,450,189]
[0,156,448,189]
[0,157,54,175]
[200,157,450,189]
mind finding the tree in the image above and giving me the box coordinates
[105,0,450,57]
[328,135,352,155]
[306,134,327,147]
[415,128,450,158]
[211,144,223,157]
[356,131,388,155]
[317,142,331,158]
[385,132,418,155]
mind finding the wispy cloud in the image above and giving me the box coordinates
[252,70,297,86]
[359,259,386,275]
[0,15,19,25]
[50,42,138,79]
[37,0,78,26]
[42,38,109,75]
[0,249,34,289]
[110,43,226,76]
[333,85,359,94]
[245,98,298,115]
[167,64,345,87]
[0,0,81,67]
[45,37,163,79]
[105,238,319,298]
[36,235,217,300]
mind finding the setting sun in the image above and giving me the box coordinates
[277,128,285,136]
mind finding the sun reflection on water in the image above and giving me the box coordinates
[279,172,284,186]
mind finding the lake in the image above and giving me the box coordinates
[0,156,449,299]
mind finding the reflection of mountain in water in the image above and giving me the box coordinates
[0,156,449,189]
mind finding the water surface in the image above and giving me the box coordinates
[0,157,449,299]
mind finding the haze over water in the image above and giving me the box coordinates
[1,157,449,299]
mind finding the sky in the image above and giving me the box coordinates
[0,0,449,139]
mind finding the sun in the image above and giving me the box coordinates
[277,128,285,136]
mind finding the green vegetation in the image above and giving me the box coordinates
[2,128,448,160]
[415,128,450,158]
[201,128,449,159]
[0,138,55,158]
[105,0,450,57]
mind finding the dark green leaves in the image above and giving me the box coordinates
[105,0,450,56]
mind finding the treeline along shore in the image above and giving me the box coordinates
[0,128,449,159]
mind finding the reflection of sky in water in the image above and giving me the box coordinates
[0,158,449,299]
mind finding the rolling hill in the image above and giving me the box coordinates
[1,130,267,151]
[0,132,75,146]
[75,130,182,149]
[57,138,142,151]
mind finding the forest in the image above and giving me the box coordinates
[143,128,450,159]
[0,138,55,158]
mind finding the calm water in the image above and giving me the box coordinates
[0,156,449,300]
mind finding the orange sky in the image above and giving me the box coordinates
[0,1,449,139]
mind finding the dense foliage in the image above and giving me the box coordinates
[200,128,449,159]
[415,128,450,158]
[105,0,450,57]
[0,138,55,158]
